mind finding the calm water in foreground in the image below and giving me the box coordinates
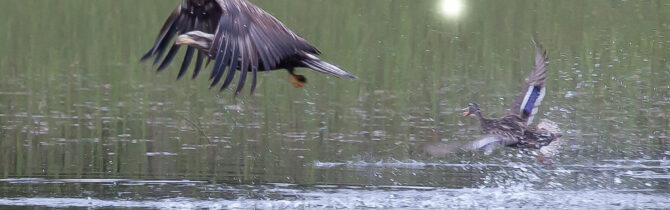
[0,0,668,208]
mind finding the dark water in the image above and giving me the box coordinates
[0,0,668,208]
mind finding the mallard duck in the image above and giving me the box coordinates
[460,41,561,154]
[141,0,357,95]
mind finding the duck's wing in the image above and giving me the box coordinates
[208,0,321,95]
[422,135,518,156]
[465,135,518,155]
[421,140,467,156]
[508,40,549,125]
[141,0,221,80]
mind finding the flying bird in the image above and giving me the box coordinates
[141,0,357,95]
[424,40,561,156]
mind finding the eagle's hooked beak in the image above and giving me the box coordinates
[175,34,195,45]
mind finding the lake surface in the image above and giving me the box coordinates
[0,0,668,208]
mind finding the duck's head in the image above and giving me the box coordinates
[462,102,480,117]
[176,31,214,51]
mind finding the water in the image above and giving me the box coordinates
[0,0,668,208]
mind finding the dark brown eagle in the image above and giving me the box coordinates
[141,0,357,95]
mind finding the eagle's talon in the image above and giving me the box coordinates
[289,74,306,88]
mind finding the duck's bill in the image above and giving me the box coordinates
[461,108,471,117]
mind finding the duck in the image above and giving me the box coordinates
[141,0,357,95]
[459,40,561,154]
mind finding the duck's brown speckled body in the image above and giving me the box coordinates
[459,40,561,153]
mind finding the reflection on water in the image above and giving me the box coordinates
[1,188,668,209]
[0,175,668,209]
[0,0,669,208]
[438,0,465,19]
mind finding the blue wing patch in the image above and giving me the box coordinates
[523,86,542,116]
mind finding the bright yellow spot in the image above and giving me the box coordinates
[438,0,464,18]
